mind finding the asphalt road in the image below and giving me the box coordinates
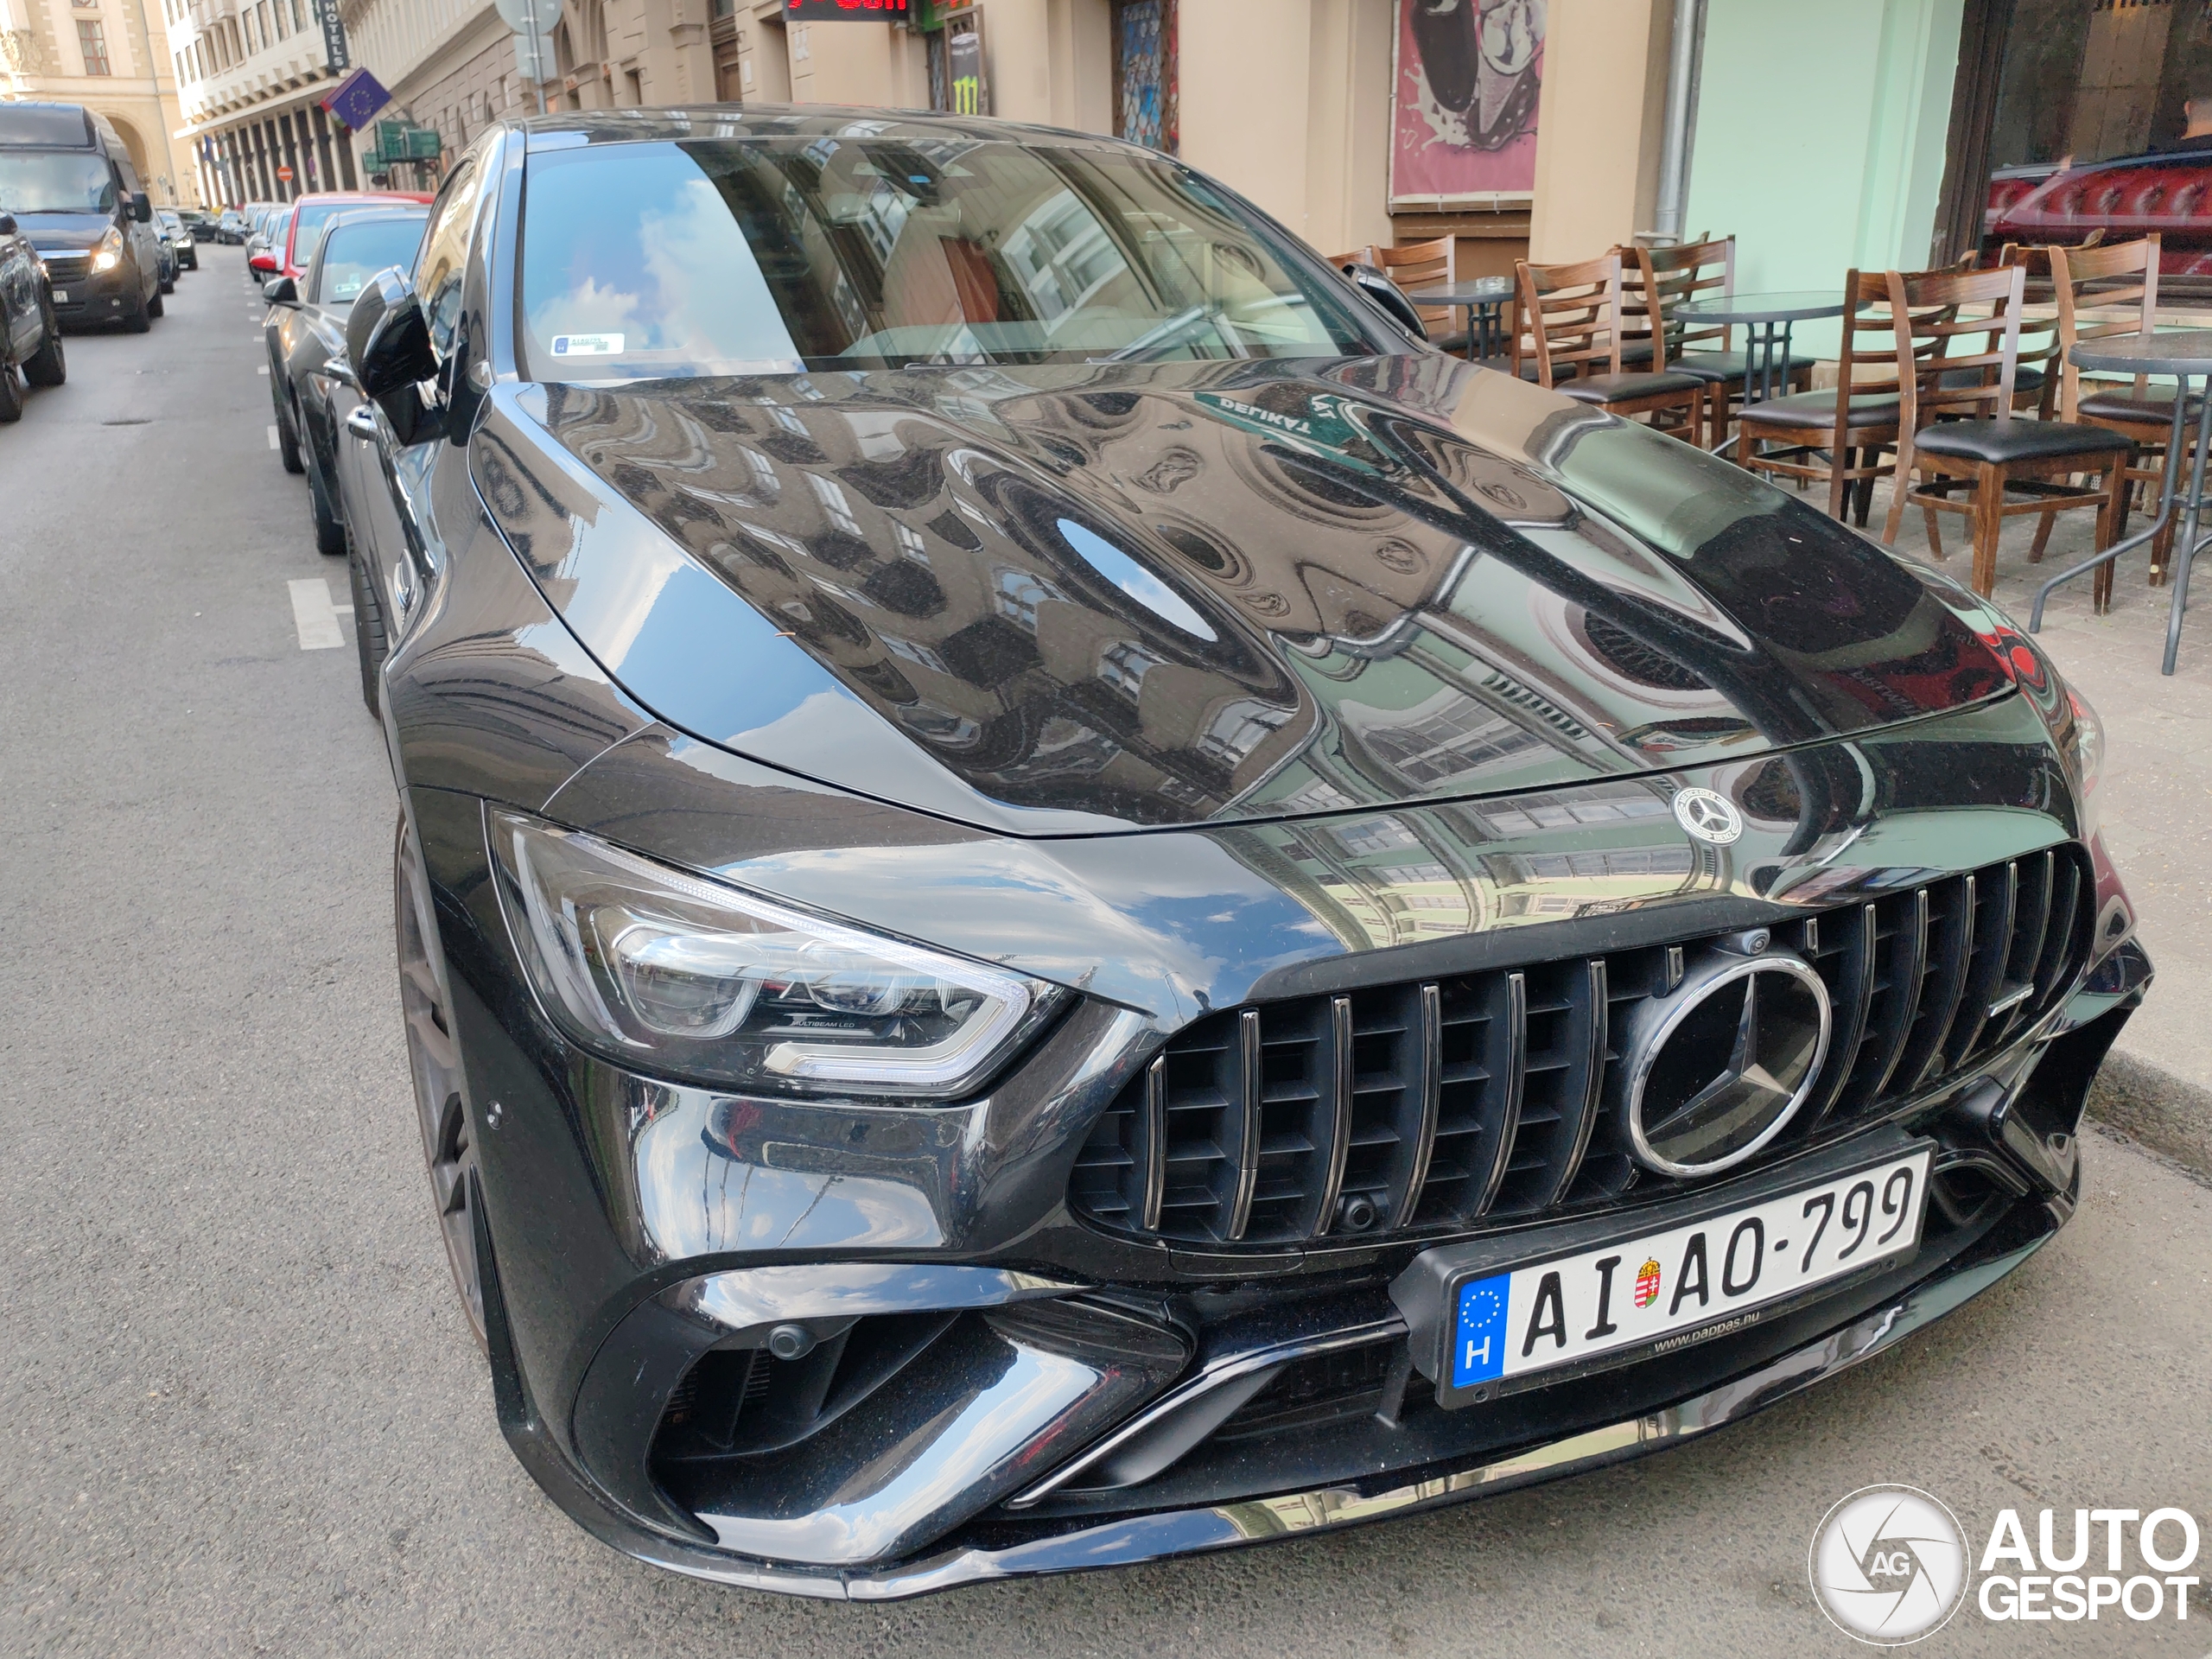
[3,251,2210,1659]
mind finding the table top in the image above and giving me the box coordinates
[1402,277,1516,304]
[2070,333,2212,375]
[1674,289,1847,323]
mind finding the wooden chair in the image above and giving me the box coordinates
[1732,270,1900,526]
[1882,262,2133,607]
[1325,245,1376,271]
[1516,254,1706,442]
[1627,235,1815,447]
[1375,237,1470,355]
[2052,235,2187,582]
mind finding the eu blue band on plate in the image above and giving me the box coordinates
[1452,1273,1510,1387]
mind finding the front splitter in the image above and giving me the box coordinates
[480,1190,2061,1600]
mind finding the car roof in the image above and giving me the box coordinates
[503,103,1147,155]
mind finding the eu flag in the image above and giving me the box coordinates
[322,69,391,132]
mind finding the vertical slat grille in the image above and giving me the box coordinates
[1071,846,2097,1247]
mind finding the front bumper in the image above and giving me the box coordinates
[480,1162,2073,1599]
[45,257,138,322]
[409,772,2146,1595]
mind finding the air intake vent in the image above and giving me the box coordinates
[1069,847,2092,1248]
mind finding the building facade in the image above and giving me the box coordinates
[169,0,359,206]
[0,0,194,203]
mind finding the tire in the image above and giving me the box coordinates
[147,288,164,318]
[159,272,175,295]
[308,451,346,556]
[348,530,389,713]
[271,379,304,474]
[395,810,485,1349]
[22,302,65,387]
[122,287,150,334]
[0,361,22,424]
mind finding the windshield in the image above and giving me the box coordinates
[0,151,114,214]
[288,199,363,265]
[518,137,1381,381]
[316,216,428,304]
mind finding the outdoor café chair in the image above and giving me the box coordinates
[1515,253,1706,443]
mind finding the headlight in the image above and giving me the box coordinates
[91,227,124,273]
[488,810,1062,1098]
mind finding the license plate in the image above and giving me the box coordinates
[1448,1147,1930,1396]
[51,289,67,303]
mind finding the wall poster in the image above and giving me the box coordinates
[1390,0,1542,208]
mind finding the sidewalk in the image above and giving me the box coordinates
[1866,479,2212,1173]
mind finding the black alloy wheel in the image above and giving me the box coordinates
[395,812,486,1348]
[22,299,65,387]
[347,528,388,714]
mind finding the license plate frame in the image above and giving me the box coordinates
[50,289,67,303]
[1392,1133,1935,1409]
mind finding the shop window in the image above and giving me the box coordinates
[1953,0,2212,282]
[1112,0,1176,154]
[77,17,111,73]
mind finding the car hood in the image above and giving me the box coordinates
[474,353,2018,836]
[20,213,114,249]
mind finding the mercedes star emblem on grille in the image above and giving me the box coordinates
[1672,786,1744,844]
[1624,954,1833,1177]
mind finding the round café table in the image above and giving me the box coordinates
[2031,333,2212,675]
[1671,289,1847,444]
[1402,276,1517,363]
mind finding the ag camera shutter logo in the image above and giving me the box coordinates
[1809,1484,1970,1644]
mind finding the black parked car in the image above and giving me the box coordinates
[342,108,2146,1598]
[0,205,66,421]
[263,206,428,556]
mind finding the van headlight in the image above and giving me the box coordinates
[487,810,1063,1099]
[91,227,124,273]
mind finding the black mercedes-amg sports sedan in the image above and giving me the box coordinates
[341,107,2147,1599]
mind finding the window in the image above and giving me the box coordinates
[77,17,111,73]
[512,137,1386,378]
[993,569,1058,630]
[272,0,287,38]
[1948,0,2212,283]
[414,154,485,358]
[1197,699,1290,765]
[1097,640,1157,696]
[1357,696,1545,789]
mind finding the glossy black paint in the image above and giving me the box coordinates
[352,108,2147,1595]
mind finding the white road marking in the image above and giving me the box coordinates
[289,579,345,650]
[266,424,279,450]
[257,365,268,374]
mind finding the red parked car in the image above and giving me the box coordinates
[249,189,433,281]
[1986,151,2212,276]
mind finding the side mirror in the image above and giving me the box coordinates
[132,192,152,223]
[1343,263,1429,343]
[262,274,298,304]
[347,266,439,443]
[0,214,15,236]
[248,250,277,274]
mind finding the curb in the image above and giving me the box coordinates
[2087,1048,2212,1182]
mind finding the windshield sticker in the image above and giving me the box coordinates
[550,333,624,357]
